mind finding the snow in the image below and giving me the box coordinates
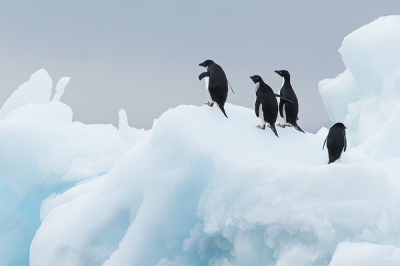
[0,15,400,266]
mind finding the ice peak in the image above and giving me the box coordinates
[52,77,70,102]
[0,68,53,119]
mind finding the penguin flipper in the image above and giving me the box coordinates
[344,135,347,152]
[322,137,327,150]
[218,104,228,118]
[274,94,293,104]
[255,93,266,102]
[294,123,305,133]
[270,124,279,138]
[199,71,210,81]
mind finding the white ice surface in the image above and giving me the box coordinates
[0,70,149,265]
[0,69,52,119]
[52,77,70,102]
[329,242,400,266]
[0,15,400,266]
[319,15,400,155]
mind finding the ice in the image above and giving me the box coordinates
[0,69,52,119]
[0,71,147,265]
[318,69,357,124]
[329,242,400,266]
[52,77,70,101]
[28,103,398,266]
[1,15,400,266]
[319,15,400,153]
[315,127,329,141]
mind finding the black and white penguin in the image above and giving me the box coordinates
[323,123,347,164]
[199,60,229,118]
[250,75,293,137]
[274,70,305,133]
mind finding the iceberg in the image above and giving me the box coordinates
[0,15,400,266]
[0,69,149,265]
[319,15,400,156]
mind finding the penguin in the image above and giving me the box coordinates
[323,123,347,164]
[199,60,229,118]
[274,70,305,133]
[250,75,293,137]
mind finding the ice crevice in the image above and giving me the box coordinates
[0,15,399,266]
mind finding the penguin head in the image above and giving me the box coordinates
[274,70,290,79]
[250,75,263,84]
[199,60,215,68]
[333,122,347,130]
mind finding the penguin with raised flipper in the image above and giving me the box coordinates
[274,70,305,133]
[323,123,347,164]
[250,75,293,137]
[199,60,229,118]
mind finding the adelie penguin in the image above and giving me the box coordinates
[250,75,293,138]
[274,70,305,133]
[199,60,229,118]
[323,123,347,164]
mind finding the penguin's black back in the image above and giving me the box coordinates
[208,62,228,105]
[257,82,278,125]
[325,123,347,164]
[279,82,299,125]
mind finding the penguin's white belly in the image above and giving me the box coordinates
[259,104,266,126]
[254,82,260,99]
[205,77,214,103]
[282,103,287,124]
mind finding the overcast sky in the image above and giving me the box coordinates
[0,1,398,132]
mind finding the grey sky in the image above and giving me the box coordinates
[0,1,398,132]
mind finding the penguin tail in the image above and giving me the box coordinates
[218,104,228,118]
[328,156,340,164]
[294,123,305,133]
[270,124,279,138]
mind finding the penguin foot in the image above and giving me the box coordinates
[277,123,286,128]
[267,124,271,128]
[205,102,214,107]
[256,125,265,130]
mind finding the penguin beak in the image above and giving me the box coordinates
[274,70,280,75]
[199,62,205,67]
